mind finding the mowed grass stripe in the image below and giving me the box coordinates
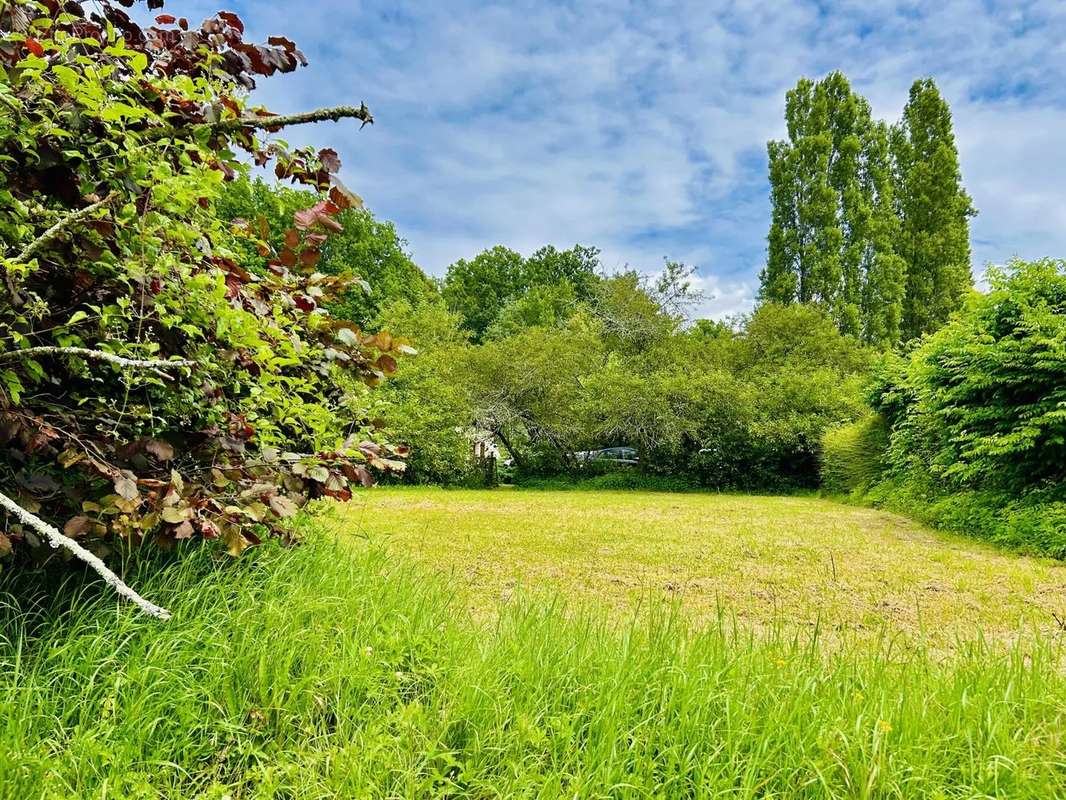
[333,487,1066,649]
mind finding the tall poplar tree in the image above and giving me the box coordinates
[860,121,907,345]
[892,79,976,340]
[762,72,902,344]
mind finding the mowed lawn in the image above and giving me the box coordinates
[331,487,1066,649]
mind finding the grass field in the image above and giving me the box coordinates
[332,487,1066,650]
[2,488,1065,797]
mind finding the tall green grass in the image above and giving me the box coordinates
[820,415,889,496]
[1,530,1064,798]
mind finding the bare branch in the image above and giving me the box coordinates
[13,192,120,266]
[0,347,195,372]
[3,192,120,305]
[0,489,171,620]
[150,103,374,141]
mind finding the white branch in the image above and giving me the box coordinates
[0,347,194,371]
[3,193,120,304]
[13,192,120,266]
[0,489,171,620]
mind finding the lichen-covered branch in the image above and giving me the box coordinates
[153,104,374,141]
[226,103,374,132]
[0,347,195,371]
[0,489,171,620]
[3,192,120,304]
[13,192,120,266]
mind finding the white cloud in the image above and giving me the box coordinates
[186,0,1066,316]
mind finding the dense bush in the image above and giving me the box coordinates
[874,260,1066,492]
[0,2,412,613]
[852,260,1066,556]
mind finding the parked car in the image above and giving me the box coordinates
[571,447,639,466]
[593,447,639,465]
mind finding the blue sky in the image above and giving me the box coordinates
[173,0,1066,318]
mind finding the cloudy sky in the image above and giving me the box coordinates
[171,0,1066,318]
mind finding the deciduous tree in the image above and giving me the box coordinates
[892,78,976,340]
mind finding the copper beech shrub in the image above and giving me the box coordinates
[0,1,412,615]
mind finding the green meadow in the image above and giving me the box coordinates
[3,488,1064,798]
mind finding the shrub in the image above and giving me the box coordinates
[820,414,889,494]
[857,260,1066,556]
[873,260,1066,493]
[0,3,409,615]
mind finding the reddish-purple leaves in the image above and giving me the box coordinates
[318,148,342,174]
[377,354,398,374]
[217,11,244,33]
[293,200,344,232]
[64,516,93,538]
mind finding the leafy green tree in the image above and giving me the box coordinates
[892,79,976,340]
[485,282,578,341]
[579,359,725,468]
[373,299,475,483]
[588,263,699,358]
[442,246,526,340]
[861,122,907,345]
[696,303,871,487]
[218,178,436,327]
[523,244,600,299]
[459,316,604,471]
[728,302,872,376]
[443,244,600,340]
[855,260,1066,556]
[763,72,913,347]
[764,73,874,332]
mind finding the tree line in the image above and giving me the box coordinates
[211,186,874,491]
[208,71,979,495]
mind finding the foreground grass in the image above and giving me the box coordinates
[333,487,1066,650]
[1,525,1065,798]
